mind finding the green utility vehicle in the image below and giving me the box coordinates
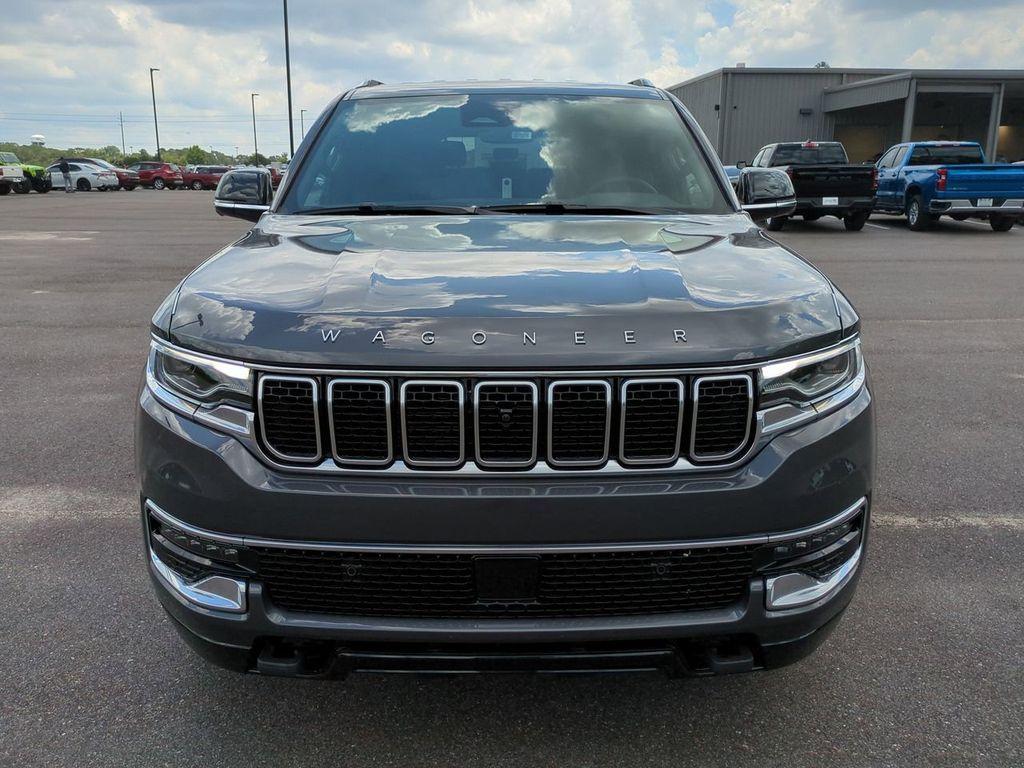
[0,151,52,193]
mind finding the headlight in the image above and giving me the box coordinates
[149,342,252,408]
[759,340,862,409]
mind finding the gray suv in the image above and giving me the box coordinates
[138,80,873,677]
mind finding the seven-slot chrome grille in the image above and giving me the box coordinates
[257,372,755,472]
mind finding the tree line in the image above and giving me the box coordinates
[0,142,288,167]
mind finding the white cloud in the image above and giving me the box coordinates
[0,0,1020,154]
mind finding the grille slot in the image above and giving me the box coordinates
[254,544,757,618]
[400,380,465,467]
[691,375,754,461]
[474,382,538,468]
[547,380,612,467]
[258,376,321,462]
[327,379,392,466]
[620,378,684,465]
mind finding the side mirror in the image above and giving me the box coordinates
[214,168,273,222]
[736,167,796,222]
[735,160,747,169]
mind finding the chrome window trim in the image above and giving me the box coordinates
[326,378,394,466]
[619,378,685,466]
[257,374,323,464]
[144,496,865,555]
[689,374,754,462]
[400,379,466,468]
[473,381,539,469]
[547,379,612,468]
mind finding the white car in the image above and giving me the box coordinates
[46,162,119,191]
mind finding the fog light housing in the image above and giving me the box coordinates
[762,506,864,611]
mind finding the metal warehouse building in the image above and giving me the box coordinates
[668,67,1024,165]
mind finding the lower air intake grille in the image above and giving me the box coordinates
[474,382,537,467]
[548,381,611,466]
[691,375,753,460]
[328,380,392,465]
[401,381,464,466]
[258,376,321,461]
[620,379,684,464]
[254,545,757,618]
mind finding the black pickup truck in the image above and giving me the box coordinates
[748,141,876,231]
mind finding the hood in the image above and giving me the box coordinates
[161,213,846,368]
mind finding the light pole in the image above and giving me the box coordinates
[250,92,259,164]
[149,67,161,160]
[300,108,307,139]
[283,0,295,157]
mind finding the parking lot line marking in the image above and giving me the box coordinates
[864,222,889,230]
[875,513,1024,531]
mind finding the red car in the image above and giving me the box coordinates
[65,157,140,190]
[182,165,231,190]
[127,161,183,190]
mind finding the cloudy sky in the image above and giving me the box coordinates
[1,0,1021,155]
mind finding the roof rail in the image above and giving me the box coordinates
[628,78,655,88]
[360,79,384,88]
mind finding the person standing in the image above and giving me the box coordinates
[58,157,73,192]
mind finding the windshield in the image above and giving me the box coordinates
[908,145,984,166]
[281,93,730,214]
[770,144,848,166]
[88,158,117,170]
[0,152,19,163]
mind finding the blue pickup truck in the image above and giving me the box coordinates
[874,141,1024,231]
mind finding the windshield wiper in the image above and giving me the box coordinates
[477,202,669,215]
[294,203,479,215]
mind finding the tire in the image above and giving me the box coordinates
[765,216,787,232]
[76,178,91,192]
[906,195,933,231]
[153,177,166,190]
[192,180,204,190]
[0,184,10,195]
[844,212,869,231]
[14,178,32,194]
[990,216,1015,232]
[33,178,51,193]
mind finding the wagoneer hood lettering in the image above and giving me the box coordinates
[164,214,843,367]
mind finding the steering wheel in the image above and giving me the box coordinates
[588,176,659,194]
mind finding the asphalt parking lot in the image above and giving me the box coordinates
[1,190,1022,767]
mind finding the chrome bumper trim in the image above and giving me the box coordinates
[930,199,1024,214]
[765,545,862,611]
[149,548,247,613]
[144,496,866,556]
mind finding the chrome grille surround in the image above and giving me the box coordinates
[399,379,466,468]
[257,375,322,463]
[619,378,685,466]
[546,380,613,468]
[473,381,539,468]
[690,374,754,462]
[326,378,393,466]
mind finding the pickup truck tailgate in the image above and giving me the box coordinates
[944,165,1024,197]
[788,165,875,197]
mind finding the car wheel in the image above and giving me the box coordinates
[0,184,10,195]
[34,182,50,194]
[153,177,166,190]
[14,178,32,194]
[765,216,786,232]
[844,212,869,231]
[76,178,91,192]
[990,216,1015,232]
[906,195,933,231]
[192,180,204,190]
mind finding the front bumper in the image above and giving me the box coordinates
[929,197,1024,215]
[137,374,874,676]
